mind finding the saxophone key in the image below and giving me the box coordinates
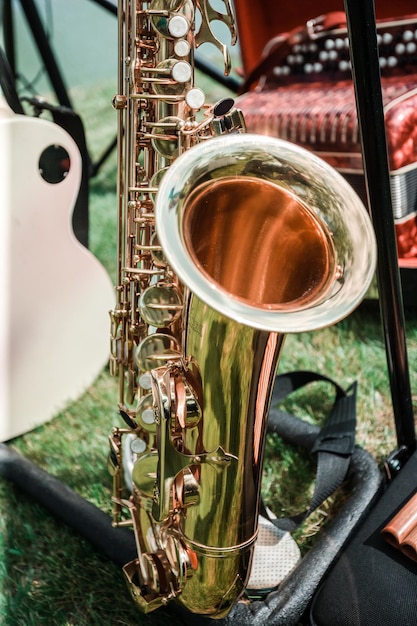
[136,393,157,432]
[139,284,183,327]
[135,333,182,372]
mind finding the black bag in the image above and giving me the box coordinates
[310,451,417,626]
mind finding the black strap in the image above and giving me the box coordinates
[263,371,357,532]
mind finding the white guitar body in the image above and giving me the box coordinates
[0,96,115,441]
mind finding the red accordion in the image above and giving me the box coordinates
[235,7,417,269]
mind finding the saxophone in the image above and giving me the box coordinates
[108,0,376,618]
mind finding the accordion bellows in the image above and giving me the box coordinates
[237,78,417,171]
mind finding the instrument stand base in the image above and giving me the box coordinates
[0,409,382,626]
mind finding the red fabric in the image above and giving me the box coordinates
[396,218,417,264]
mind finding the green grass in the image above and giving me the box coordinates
[1,76,416,624]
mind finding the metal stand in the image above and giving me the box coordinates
[0,416,381,626]
[343,0,416,460]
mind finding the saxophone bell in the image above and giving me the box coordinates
[157,133,376,334]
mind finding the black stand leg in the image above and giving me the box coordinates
[343,0,416,459]
[19,0,73,108]
[0,426,381,626]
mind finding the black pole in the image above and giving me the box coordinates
[0,47,24,113]
[88,0,117,15]
[20,0,73,108]
[343,0,416,456]
[2,0,16,78]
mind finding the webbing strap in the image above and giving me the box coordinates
[263,371,357,532]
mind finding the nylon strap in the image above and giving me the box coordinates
[263,371,357,532]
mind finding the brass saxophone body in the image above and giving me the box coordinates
[109,0,377,618]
